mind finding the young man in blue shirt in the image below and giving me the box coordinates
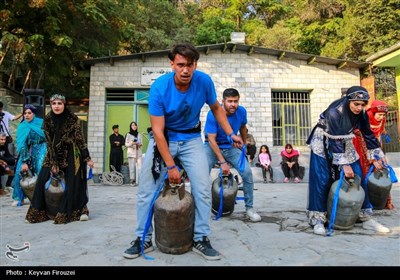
[123,43,243,261]
[204,88,261,222]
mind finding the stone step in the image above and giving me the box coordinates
[210,165,309,184]
[210,152,400,184]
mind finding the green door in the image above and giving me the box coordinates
[137,104,151,154]
[105,103,149,172]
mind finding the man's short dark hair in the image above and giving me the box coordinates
[223,88,240,99]
[168,43,200,63]
[0,101,3,109]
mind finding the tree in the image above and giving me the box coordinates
[1,0,122,97]
[321,0,400,60]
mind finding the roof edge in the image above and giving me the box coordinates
[75,43,369,70]
[366,42,400,62]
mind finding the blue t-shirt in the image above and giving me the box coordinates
[149,70,217,141]
[204,105,247,149]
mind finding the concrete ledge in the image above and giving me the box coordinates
[210,166,309,184]
[209,152,400,184]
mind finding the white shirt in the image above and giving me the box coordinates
[0,111,15,136]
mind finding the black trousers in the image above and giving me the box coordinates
[110,149,123,172]
[261,165,273,180]
[281,163,300,178]
[246,144,256,160]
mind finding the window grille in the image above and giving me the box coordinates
[272,90,311,146]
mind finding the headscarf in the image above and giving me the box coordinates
[345,86,370,101]
[281,147,299,159]
[24,104,37,115]
[50,93,66,103]
[320,86,370,136]
[16,113,45,153]
[367,100,388,138]
[128,122,138,137]
[49,95,69,146]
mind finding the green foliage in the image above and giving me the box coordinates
[0,0,399,99]
[195,17,236,44]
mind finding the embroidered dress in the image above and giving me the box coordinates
[12,117,46,205]
[26,108,91,224]
[306,93,384,225]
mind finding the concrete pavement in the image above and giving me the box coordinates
[0,180,399,267]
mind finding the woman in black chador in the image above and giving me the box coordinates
[26,94,94,224]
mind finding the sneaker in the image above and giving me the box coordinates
[192,237,221,261]
[11,200,22,207]
[313,223,326,236]
[263,179,267,184]
[246,208,261,222]
[123,237,154,259]
[269,179,274,183]
[294,177,301,183]
[80,214,89,221]
[362,219,390,233]
[283,177,289,183]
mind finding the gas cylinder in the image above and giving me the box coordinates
[368,168,392,210]
[327,174,365,230]
[211,173,238,216]
[154,181,194,254]
[20,170,37,202]
[44,173,65,219]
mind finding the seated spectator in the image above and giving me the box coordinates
[281,143,301,183]
[258,145,274,183]
[246,130,256,164]
[0,132,15,196]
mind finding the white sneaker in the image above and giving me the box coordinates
[80,214,89,221]
[313,223,326,236]
[11,200,21,207]
[246,208,261,222]
[363,219,390,233]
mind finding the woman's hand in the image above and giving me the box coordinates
[342,165,354,178]
[378,157,387,166]
[373,160,383,171]
[21,163,29,172]
[51,165,59,174]
[87,160,94,169]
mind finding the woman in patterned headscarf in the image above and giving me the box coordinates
[11,104,46,207]
[306,86,389,236]
[26,94,94,224]
[355,100,393,209]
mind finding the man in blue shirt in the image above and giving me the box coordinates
[123,43,243,261]
[204,88,261,222]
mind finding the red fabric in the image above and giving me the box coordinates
[281,149,299,159]
[353,129,370,176]
[367,100,388,139]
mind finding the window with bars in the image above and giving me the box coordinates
[272,90,311,146]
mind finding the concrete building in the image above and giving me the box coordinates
[79,43,370,174]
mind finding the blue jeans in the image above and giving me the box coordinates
[135,136,212,242]
[204,143,254,210]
